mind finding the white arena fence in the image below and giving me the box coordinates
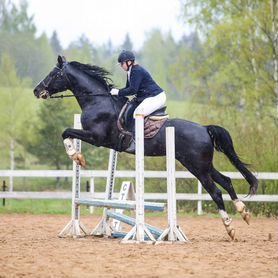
[0,170,277,215]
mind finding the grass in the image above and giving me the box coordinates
[0,199,72,215]
[0,199,167,216]
[1,199,274,219]
[0,198,240,218]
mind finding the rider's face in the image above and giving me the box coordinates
[120,61,132,71]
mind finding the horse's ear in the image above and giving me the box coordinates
[57,55,67,66]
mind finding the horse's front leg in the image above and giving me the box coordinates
[62,128,97,167]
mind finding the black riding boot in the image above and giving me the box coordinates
[125,138,135,153]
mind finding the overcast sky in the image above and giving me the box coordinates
[26,0,188,50]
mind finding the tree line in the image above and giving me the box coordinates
[0,0,276,212]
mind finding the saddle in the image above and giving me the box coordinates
[117,100,169,150]
[144,110,169,138]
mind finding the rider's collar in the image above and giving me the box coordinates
[127,65,132,82]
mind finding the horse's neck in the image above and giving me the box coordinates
[68,67,124,123]
[72,84,124,121]
[71,79,110,110]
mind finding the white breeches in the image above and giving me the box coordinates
[133,92,166,118]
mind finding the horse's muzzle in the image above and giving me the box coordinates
[34,89,50,99]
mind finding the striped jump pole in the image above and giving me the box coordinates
[91,149,118,236]
[59,114,88,238]
[75,198,165,211]
[122,112,156,243]
[107,211,163,239]
[156,126,190,243]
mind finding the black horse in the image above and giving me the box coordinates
[34,56,258,240]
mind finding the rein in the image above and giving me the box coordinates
[50,94,75,99]
[50,92,110,99]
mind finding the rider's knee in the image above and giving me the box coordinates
[133,106,145,118]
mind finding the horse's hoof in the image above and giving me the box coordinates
[241,210,251,225]
[223,218,235,241]
[228,228,235,240]
[71,153,86,168]
[234,200,250,224]
[76,153,86,168]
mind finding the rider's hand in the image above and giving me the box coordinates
[110,88,119,96]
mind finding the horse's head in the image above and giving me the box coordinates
[34,55,70,99]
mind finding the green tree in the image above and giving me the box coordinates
[50,31,63,56]
[121,33,133,51]
[64,34,94,63]
[0,0,35,34]
[141,29,179,98]
[182,0,277,118]
[24,100,74,170]
[168,33,203,100]
[0,52,35,173]
[178,0,277,175]
[0,0,56,84]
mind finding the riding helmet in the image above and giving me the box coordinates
[118,50,135,64]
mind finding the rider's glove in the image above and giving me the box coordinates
[110,88,119,96]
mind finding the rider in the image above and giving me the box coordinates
[110,50,167,152]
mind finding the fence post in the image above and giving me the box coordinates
[90,177,95,214]
[197,181,203,215]
[2,180,6,206]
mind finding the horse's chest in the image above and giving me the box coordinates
[81,112,111,131]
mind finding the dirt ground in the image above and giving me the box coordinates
[0,213,277,278]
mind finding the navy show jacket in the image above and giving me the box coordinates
[118,64,163,102]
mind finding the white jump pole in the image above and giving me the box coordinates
[135,112,145,242]
[122,112,155,243]
[156,127,190,243]
[59,114,88,237]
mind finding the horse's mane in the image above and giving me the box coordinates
[69,61,114,90]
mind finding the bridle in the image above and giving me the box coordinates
[37,64,72,99]
[40,63,110,99]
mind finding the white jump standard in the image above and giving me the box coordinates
[156,127,189,243]
[90,148,119,237]
[121,112,156,243]
[59,114,88,237]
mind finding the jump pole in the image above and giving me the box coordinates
[121,112,156,244]
[91,149,118,236]
[59,114,88,238]
[156,127,190,243]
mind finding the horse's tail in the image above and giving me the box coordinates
[206,125,258,196]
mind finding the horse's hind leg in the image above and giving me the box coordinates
[211,168,251,225]
[198,173,235,240]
